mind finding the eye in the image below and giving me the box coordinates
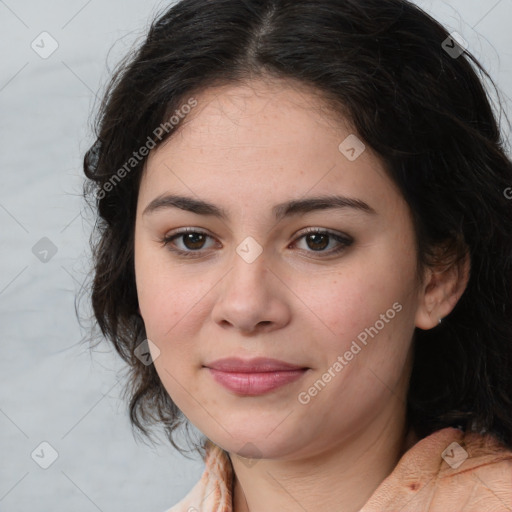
[160,228,217,258]
[291,228,353,256]
[159,227,353,258]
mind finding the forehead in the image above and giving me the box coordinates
[140,78,405,220]
[168,78,350,148]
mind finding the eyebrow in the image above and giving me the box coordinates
[142,193,377,220]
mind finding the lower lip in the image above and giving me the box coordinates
[207,368,308,395]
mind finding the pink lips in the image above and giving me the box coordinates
[204,357,309,395]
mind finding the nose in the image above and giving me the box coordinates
[211,246,291,335]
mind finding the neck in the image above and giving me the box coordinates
[230,407,414,512]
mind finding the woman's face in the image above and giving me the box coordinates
[134,78,428,460]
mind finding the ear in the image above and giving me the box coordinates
[415,245,471,330]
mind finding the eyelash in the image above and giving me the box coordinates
[159,227,353,259]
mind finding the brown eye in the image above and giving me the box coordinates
[181,232,207,250]
[160,227,353,259]
[160,228,216,257]
[293,228,353,255]
[305,232,329,251]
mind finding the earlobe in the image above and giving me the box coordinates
[414,249,470,330]
[415,301,442,331]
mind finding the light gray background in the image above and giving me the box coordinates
[0,1,511,511]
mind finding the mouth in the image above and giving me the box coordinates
[203,357,310,396]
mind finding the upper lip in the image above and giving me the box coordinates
[204,357,308,373]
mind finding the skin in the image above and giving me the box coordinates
[134,77,470,512]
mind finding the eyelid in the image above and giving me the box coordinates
[164,226,210,237]
[295,226,351,240]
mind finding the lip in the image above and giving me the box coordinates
[204,357,309,396]
[204,357,307,372]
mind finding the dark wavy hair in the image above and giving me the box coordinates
[81,0,512,456]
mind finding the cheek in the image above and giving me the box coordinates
[135,254,215,404]
[293,256,412,351]
[139,282,200,354]
[137,264,205,410]
[135,253,181,364]
[135,241,198,335]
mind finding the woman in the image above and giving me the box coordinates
[82,0,512,510]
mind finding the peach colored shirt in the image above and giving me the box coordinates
[166,427,512,511]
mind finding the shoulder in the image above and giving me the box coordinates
[164,440,234,512]
[361,427,512,511]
